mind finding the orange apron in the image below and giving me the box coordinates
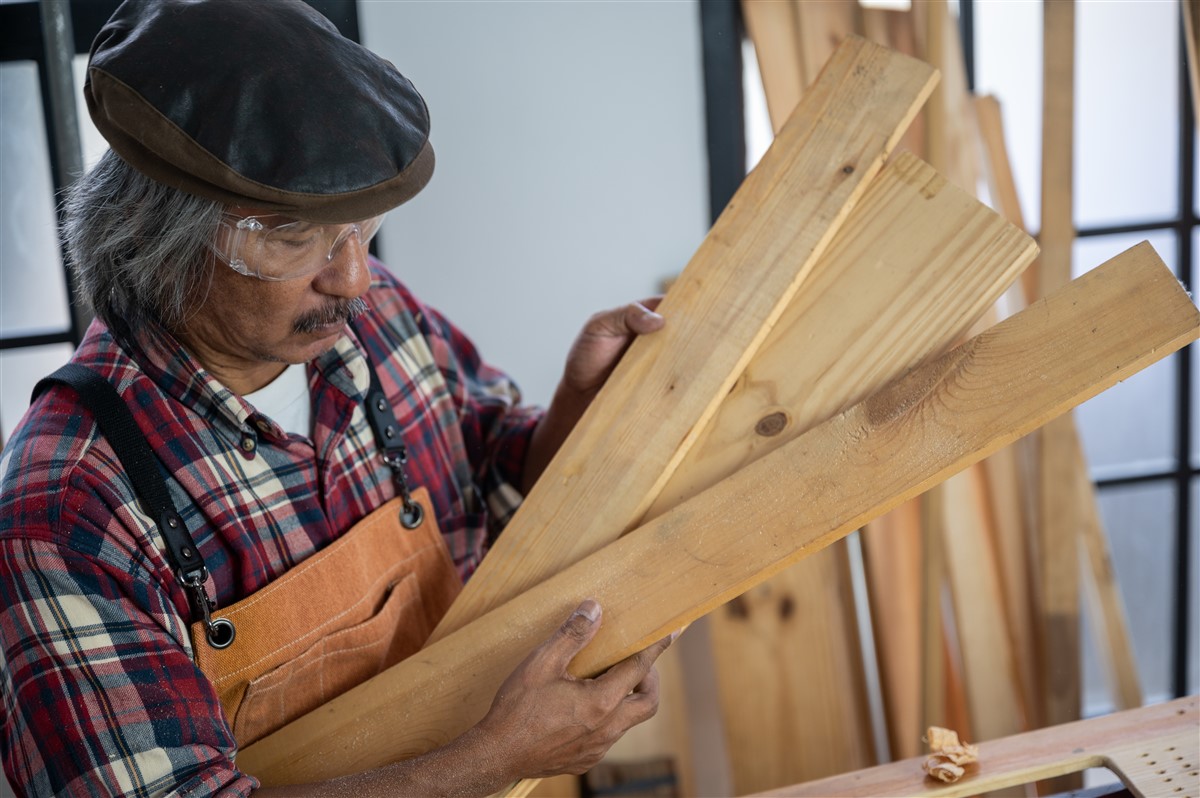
[189,487,462,746]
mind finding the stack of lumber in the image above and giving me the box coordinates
[235,23,1199,798]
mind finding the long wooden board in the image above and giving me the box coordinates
[654,148,1033,792]
[1037,0,1080,747]
[430,38,938,642]
[741,0,805,133]
[1184,0,1200,125]
[941,468,1028,741]
[239,243,1199,785]
[750,695,1199,798]
[646,153,1035,516]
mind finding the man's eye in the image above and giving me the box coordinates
[270,235,318,250]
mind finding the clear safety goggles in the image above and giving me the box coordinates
[215,213,385,281]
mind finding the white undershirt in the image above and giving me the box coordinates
[242,362,313,438]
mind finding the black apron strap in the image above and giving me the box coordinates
[32,364,234,648]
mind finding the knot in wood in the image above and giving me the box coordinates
[755,411,789,437]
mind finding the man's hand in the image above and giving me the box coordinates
[560,300,664,399]
[256,600,671,797]
[475,599,671,779]
[523,300,665,491]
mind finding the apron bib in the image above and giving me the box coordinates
[191,487,461,746]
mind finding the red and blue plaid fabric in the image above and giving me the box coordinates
[0,260,540,797]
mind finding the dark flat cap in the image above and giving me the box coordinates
[86,0,433,223]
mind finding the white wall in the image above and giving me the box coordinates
[360,0,710,405]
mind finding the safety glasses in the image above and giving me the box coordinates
[215,213,384,281]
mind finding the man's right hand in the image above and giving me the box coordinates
[255,599,671,796]
[473,599,671,780]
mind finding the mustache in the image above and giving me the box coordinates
[293,297,370,334]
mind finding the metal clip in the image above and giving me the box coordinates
[180,568,236,649]
[383,446,424,529]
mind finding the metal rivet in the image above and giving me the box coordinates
[167,516,179,528]
[384,425,395,439]
[181,547,192,558]
[376,398,387,412]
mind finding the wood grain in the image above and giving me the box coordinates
[1037,0,1080,745]
[429,37,938,643]
[749,696,1199,798]
[742,0,805,133]
[646,152,1036,517]
[239,243,1198,786]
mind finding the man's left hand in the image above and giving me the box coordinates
[522,299,665,491]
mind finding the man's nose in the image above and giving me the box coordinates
[315,228,372,297]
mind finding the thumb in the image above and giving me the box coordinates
[542,599,603,675]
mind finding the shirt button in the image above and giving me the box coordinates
[240,436,257,454]
[255,420,271,433]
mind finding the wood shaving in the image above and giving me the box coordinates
[922,726,980,783]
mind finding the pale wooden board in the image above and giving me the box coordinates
[975,95,1035,300]
[741,0,805,134]
[940,468,1028,742]
[917,0,980,195]
[646,153,1035,517]
[1037,0,1080,746]
[662,145,1034,790]
[710,545,875,794]
[860,7,925,159]
[429,37,938,643]
[977,89,1142,716]
[238,243,1199,786]
[1184,0,1200,126]
[793,0,862,95]
[749,696,1199,798]
[1076,428,1143,711]
[860,500,925,760]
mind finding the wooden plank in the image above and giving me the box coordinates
[976,90,1141,716]
[741,0,805,133]
[793,0,862,94]
[940,468,1028,741]
[540,144,1036,795]
[429,38,939,643]
[239,243,1199,785]
[662,146,1034,790]
[1037,0,1079,750]
[975,95,1035,300]
[860,500,924,760]
[1076,432,1143,712]
[710,546,874,794]
[920,485,949,733]
[1184,0,1200,126]
[645,152,1036,517]
[749,695,1199,798]
[918,0,979,195]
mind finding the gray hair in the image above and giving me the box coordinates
[63,149,223,330]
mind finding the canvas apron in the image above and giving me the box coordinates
[33,358,463,750]
[190,487,462,746]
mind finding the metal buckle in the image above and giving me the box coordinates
[179,568,236,649]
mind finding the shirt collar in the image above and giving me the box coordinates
[93,317,372,447]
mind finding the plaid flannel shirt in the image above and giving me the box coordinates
[0,260,541,797]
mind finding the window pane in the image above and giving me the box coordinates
[1073,231,1178,479]
[0,344,74,446]
[0,62,70,338]
[974,0,1042,228]
[1075,0,1179,228]
[1082,482,1176,713]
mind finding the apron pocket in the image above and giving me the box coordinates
[232,572,428,746]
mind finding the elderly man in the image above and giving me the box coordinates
[0,1,672,795]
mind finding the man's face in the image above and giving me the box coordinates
[174,212,374,393]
